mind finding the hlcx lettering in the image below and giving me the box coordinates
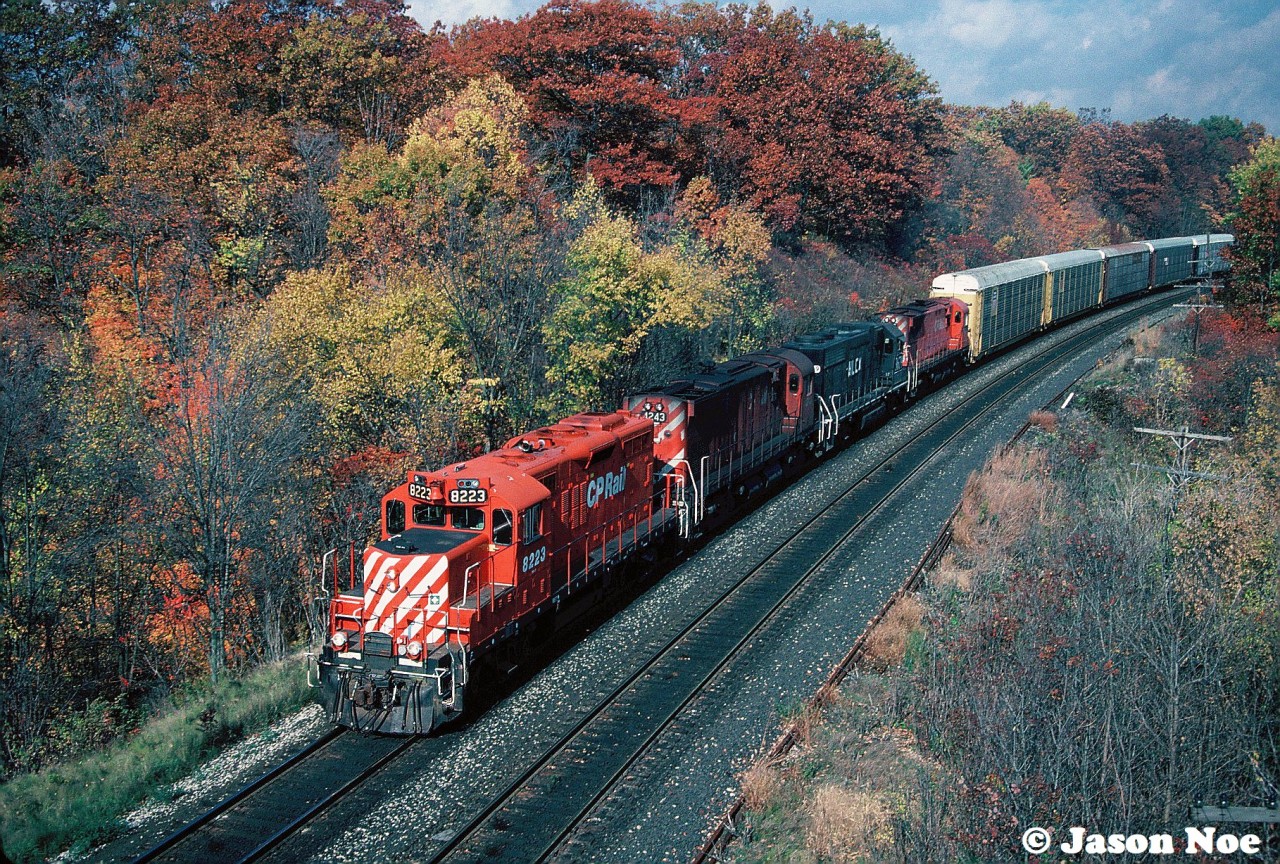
[586,467,627,508]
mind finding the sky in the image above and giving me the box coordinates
[404,0,1280,134]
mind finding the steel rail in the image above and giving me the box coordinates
[239,736,419,863]
[130,727,344,864]
[131,728,421,864]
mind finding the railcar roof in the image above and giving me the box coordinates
[1096,243,1148,257]
[931,258,1048,292]
[1146,236,1196,250]
[1038,249,1105,267]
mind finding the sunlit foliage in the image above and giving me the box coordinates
[0,0,1268,833]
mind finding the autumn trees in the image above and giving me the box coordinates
[0,0,1266,786]
[690,8,944,247]
[917,103,1263,270]
[448,1,947,243]
[449,0,700,196]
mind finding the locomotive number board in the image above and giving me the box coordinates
[447,487,488,504]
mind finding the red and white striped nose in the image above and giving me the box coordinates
[361,549,451,647]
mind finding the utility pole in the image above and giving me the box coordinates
[1133,426,1233,506]
[1174,290,1222,354]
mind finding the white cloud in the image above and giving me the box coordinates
[408,0,526,26]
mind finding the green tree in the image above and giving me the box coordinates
[327,76,566,447]
[264,265,475,462]
[1227,137,1280,316]
[544,181,770,412]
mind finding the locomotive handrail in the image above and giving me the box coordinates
[462,562,480,620]
[698,455,709,521]
[815,395,834,444]
[321,548,335,597]
[672,458,701,531]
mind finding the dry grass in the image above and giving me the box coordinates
[930,552,973,591]
[740,762,782,812]
[1131,323,1164,356]
[805,783,890,861]
[951,447,1052,552]
[787,699,826,750]
[862,595,924,669]
[1028,409,1058,432]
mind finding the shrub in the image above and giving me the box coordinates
[0,659,310,863]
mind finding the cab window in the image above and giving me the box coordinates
[386,499,405,535]
[451,507,485,530]
[521,503,543,541]
[413,503,445,526]
[493,509,513,545]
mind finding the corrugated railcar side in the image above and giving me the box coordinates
[1099,242,1153,303]
[1040,249,1105,324]
[929,259,1048,361]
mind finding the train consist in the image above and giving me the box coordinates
[312,233,1232,733]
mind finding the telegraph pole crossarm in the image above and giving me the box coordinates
[1132,426,1233,500]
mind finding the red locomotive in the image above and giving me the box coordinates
[312,236,1226,734]
[317,411,669,732]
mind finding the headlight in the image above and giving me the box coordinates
[331,631,349,649]
[386,568,398,590]
[405,641,423,658]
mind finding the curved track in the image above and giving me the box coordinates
[130,290,1187,864]
[423,290,1194,863]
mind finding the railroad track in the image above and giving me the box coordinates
[422,289,1195,863]
[131,290,1185,864]
[130,728,422,864]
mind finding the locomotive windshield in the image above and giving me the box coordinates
[413,503,445,526]
[386,499,405,535]
[450,507,486,530]
[493,509,513,545]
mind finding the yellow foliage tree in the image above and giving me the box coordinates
[264,265,480,464]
